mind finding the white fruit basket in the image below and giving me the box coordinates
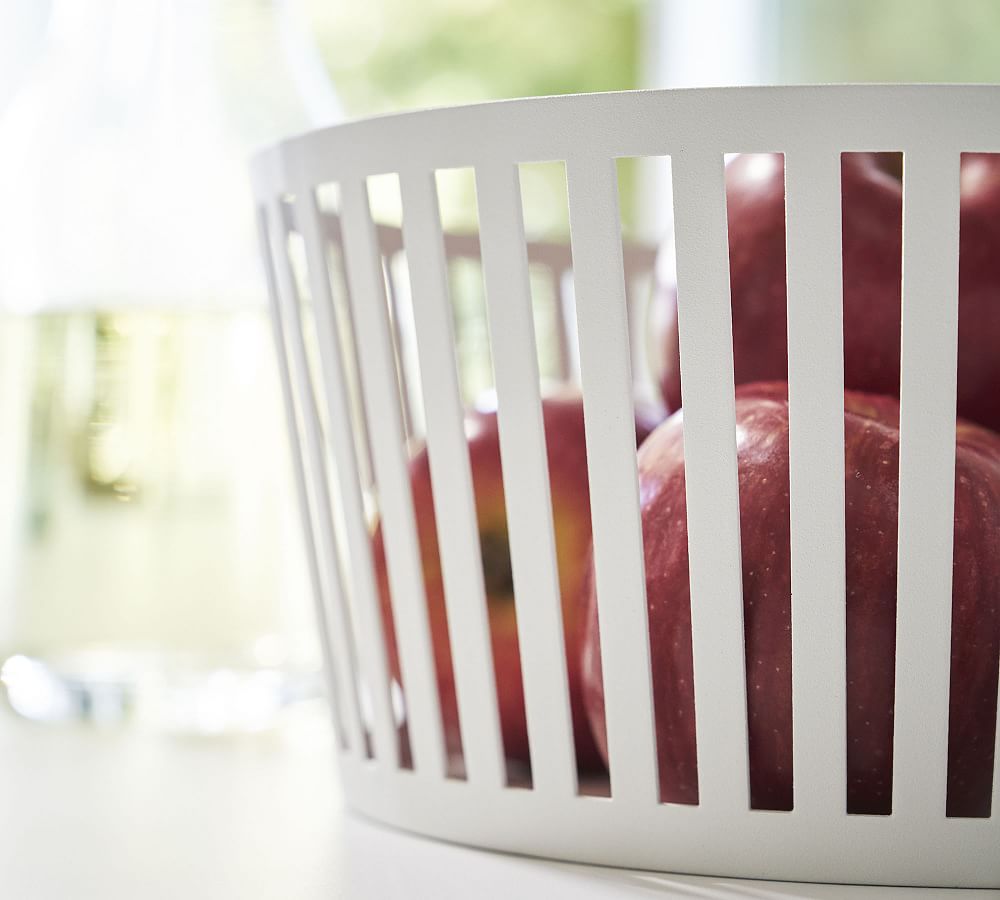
[250,86,1000,888]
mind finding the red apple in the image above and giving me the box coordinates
[375,390,658,775]
[582,382,1000,815]
[955,152,1000,432]
[656,152,1000,433]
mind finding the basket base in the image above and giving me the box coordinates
[340,758,999,889]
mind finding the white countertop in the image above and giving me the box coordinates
[1,708,992,900]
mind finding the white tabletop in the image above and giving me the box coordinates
[1,709,992,900]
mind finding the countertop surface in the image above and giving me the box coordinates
[1,708,993,900]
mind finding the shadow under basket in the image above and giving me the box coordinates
[251,85,1000,889]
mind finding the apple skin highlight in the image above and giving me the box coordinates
[582,382,1000,816]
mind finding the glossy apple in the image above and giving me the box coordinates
[656,152,1000,432]
[582,382,1000,815]
[376,390,658,775]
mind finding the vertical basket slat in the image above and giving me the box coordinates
[892,147,961,820]
[475,162,578,796]
[670,150,749,814]
[278,206,399,766]
[264,197,368,759]
[783,151,848,816]
[398,169,507,790]
[337,179,447,778]
[565,156,658,806]
[257,206,347,749]
[294,190,399,768]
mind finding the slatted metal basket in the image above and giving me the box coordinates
[251,86,1000,888]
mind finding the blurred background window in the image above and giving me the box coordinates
[0,0,342,730]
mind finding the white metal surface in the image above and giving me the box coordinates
[670,149,749,815]
[259,201,364,757]
[782,151,847,817]
[476,162,578,796]
[336,179,447,777]
[892,147,962,822]
[398,169,508,789]
[565,155,659,806]
[251,86,1000,888]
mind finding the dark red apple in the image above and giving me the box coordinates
[582,382,1000,815]
[375,390,658,774]
[955,152,1000,433]
[656,152,1000,433]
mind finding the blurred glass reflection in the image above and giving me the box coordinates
[0,0,342,731]
[0,310,319,730]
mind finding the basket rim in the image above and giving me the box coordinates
[249,83,1000,195]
